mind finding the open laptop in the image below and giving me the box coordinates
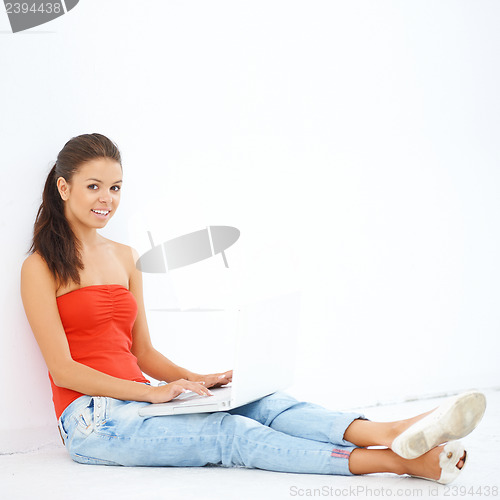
[138,292,301,416]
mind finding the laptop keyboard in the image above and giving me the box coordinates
[175,390,204,401]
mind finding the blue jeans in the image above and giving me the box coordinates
[58,391,365,475]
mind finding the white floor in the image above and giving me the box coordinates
[1,388,499,500]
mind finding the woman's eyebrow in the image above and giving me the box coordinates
[85,178,123,183]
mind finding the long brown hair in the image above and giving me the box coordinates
[29,133,122,287]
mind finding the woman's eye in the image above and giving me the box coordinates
[88,184,98,190]
[111,185,121,192]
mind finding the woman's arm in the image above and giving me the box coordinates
[128,247,233,388]
[20,252,211,403]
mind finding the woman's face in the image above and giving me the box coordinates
[57,157,123,230]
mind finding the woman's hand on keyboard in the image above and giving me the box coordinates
[188,370,233,389]
[148,379,213,403]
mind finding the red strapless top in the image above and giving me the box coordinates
[50,284,150,420]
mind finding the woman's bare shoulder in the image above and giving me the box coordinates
[20,252,57,293]
[21,251,51,278]
[104,238,140,271]
[107,239,136,259]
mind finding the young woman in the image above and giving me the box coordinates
[21,133,486,482]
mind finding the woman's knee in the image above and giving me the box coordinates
[258,391,298,407]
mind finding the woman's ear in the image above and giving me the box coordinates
[56,176,70,201]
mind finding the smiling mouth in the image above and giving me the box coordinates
[91,209,111,216]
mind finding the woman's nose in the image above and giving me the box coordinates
[99,193,112,204]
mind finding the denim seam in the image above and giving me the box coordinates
[225,432,337,473]
[227,430,334,456]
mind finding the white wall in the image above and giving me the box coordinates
[1,0,500,452]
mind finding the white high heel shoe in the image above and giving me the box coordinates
[392,391,486,459]
[410,441,467,485]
